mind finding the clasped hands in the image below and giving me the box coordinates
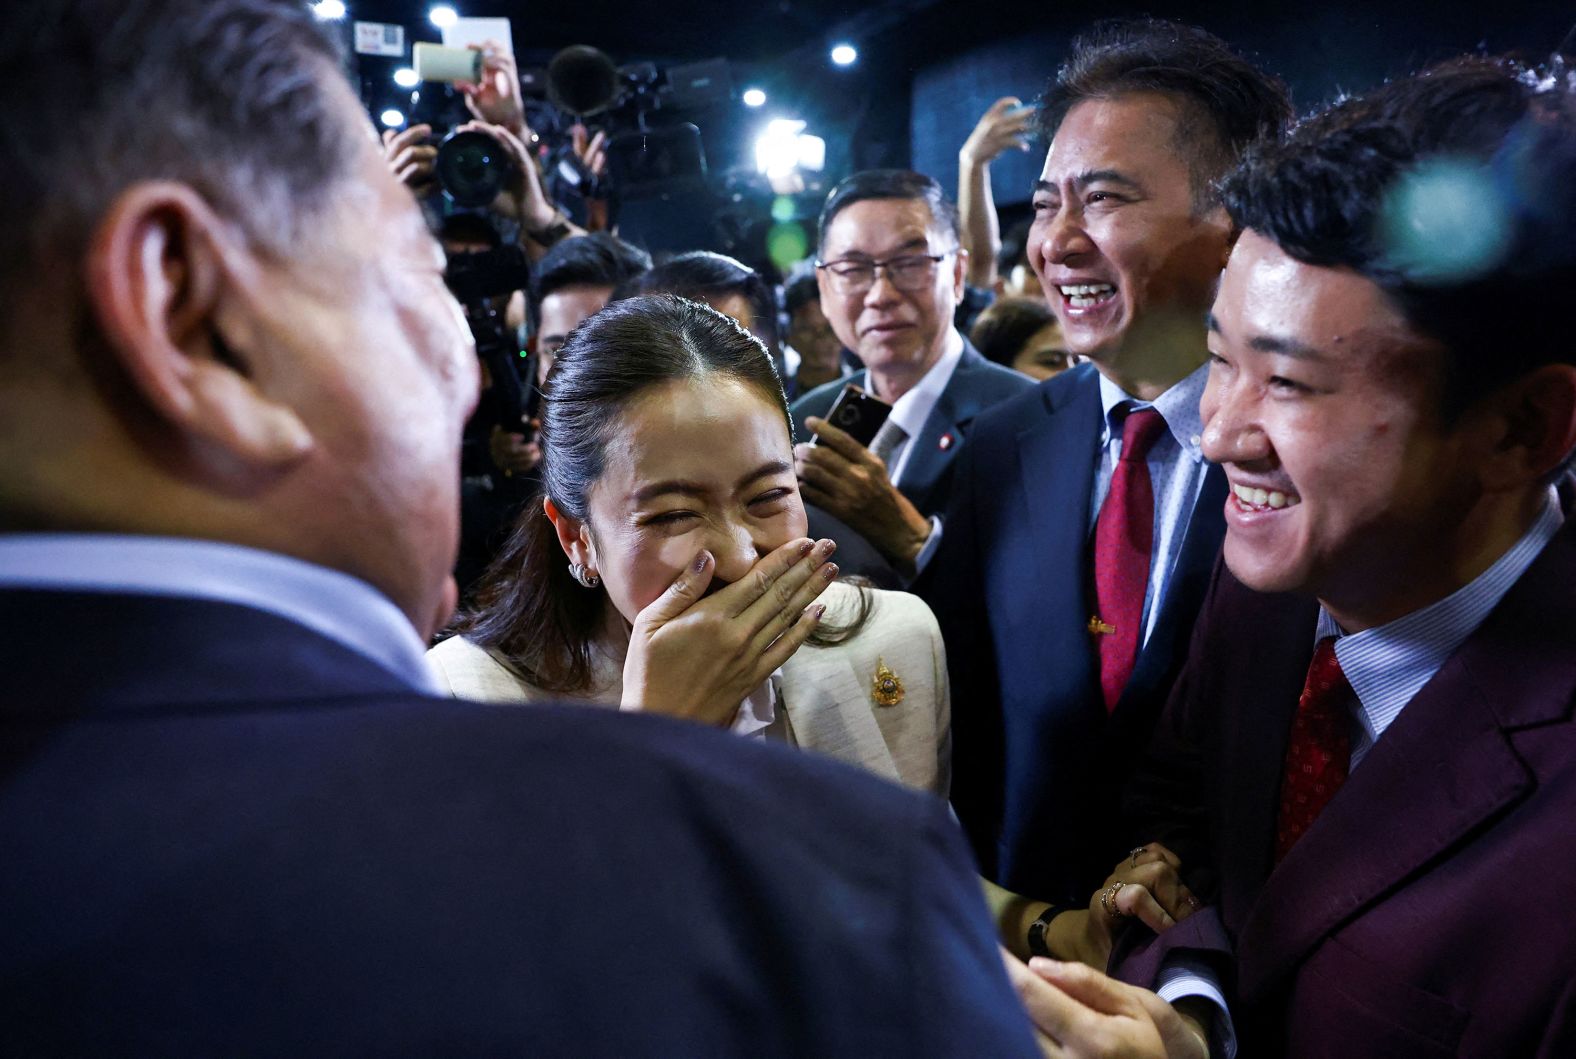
[794,416,931,567]
[1002,844,1209,1056]
[619,537,838,726]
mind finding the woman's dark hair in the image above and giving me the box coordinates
[451,293,867,692]
[969,296,1057,368]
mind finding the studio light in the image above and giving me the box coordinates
[393,67,420,88]
[311,0,346,20]
[830,44,857,66]
[742,88,767,108]
[380,109,407,129]
[428,5,458,28]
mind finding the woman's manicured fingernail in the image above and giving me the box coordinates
[821,562,839,581]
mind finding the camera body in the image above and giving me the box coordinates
[445,246,538,435]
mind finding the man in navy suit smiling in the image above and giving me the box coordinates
[919,20,1290,931]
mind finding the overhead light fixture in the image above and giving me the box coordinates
[380,109,406,129]
[311,0,347,19]
[742,87,767,108]
[830,44,857,67]
[393,67,420,88]
[428,5,458,28]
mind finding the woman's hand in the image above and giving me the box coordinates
[620,537,839,725]
[1054,843,1201,969]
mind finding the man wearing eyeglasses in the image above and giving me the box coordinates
[791,169,1034,576]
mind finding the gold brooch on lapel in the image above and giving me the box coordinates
[872,657,905,706]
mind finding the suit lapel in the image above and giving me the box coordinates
[899,345,990,512]
[1236,652,1536,1002]
[1015,368,1103,647]
[1216,590,1321,926]
[1116,463,1227,718]
[778,648,901,785]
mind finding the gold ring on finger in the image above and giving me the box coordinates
[1100,881,1129,919]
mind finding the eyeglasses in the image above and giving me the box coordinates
[816,250,954,295]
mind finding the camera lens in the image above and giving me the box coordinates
[435,130,515,209]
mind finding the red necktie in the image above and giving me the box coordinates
[1274,637,1353,862]
[1090,406,1167,713]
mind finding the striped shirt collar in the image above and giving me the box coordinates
[0,533,440,693]
[1318,486,1563,760]
[1096,360,1209,464]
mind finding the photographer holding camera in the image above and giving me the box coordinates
[382,42,593,259]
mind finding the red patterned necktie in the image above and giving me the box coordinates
[1090,406,1167,712]
[1274,637,1353,862]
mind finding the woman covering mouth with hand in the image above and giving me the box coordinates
[428,293,951,794]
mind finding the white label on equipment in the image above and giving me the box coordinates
[442,18,514,58]
[353,21,406,57]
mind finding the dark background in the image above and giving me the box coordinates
[341,0,1576,258]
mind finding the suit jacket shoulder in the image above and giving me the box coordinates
[0,586,1037,1058]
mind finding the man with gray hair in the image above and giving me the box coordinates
[0,2,1041,1053]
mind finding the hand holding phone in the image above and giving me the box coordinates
[813,384,893,448]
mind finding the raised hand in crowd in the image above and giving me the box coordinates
[1004,955,1210,1059]
[488,422,541,477]
[457,41,532,140]
[381,122,437,194]
[796,416,932,571]
[619,537,838,725]
[571,122,609,182]
[958,95,1033,290]
[454,118,586,256]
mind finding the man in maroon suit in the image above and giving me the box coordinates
[1005,56,1576,1059]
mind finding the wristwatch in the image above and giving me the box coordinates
[1026,902,1080,959]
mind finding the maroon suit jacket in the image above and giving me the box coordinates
[1115,510,1576,1057]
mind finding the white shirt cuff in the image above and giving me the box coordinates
[908,515,944,580]
[1156,956,1237,1059]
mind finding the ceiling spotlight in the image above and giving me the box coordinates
[380,109,407,129]
[742,88,767,108]
[830,44,857,66]
[311,0,347,19]
[428,4,458,28]
[393,67,420,88]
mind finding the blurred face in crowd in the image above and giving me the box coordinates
[221,76,479,634]
[817,197,965,387]
[1202,230,1484,630]
[537,284,613,386]
[1011,318,1074,381]
[575,376,807,626]
[787,298,842,369]
[1030,92,1232,365]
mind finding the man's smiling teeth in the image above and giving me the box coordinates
[1058,283,1116,308]
[1232,483,1297,510]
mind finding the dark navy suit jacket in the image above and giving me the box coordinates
[790,339,1033,520]
[1116,505,1576,1057]
[917,362,1226,901]
[0,587,1038,1057]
